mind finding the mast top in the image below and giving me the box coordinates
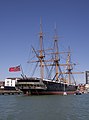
[39,17,43,38]
[40,17,42,33]
[54,23,58,41]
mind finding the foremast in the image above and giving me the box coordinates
[64,47,84,85]
[66,48,74,85]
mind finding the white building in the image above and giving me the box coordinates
[5,78,19,87]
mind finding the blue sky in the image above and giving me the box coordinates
[0,0,89,84]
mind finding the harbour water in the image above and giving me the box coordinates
[0,94,89,120]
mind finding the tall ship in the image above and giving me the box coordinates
[16,21,83,95]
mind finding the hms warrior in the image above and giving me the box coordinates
[16,21,83,95]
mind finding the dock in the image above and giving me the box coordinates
[0,89,22,95]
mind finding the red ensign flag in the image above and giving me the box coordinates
[9,65,21,72]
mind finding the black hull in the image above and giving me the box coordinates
[16,78,77,95]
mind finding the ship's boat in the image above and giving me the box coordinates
[16,21,83,95]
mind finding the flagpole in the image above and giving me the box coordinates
[20,64,25,78]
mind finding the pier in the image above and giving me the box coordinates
[0,89,22,95]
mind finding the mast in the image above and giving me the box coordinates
[65,48,84,85]
[28,19,46,79]
[28,21,84,84]
[53,24,60,80]
[66,47,73,84]
[39,19,45,79]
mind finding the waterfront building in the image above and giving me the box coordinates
[85,71,89,84]
[5,78,20,90]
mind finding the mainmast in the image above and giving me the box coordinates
[39,19,45,79]
[53,25,60,80]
